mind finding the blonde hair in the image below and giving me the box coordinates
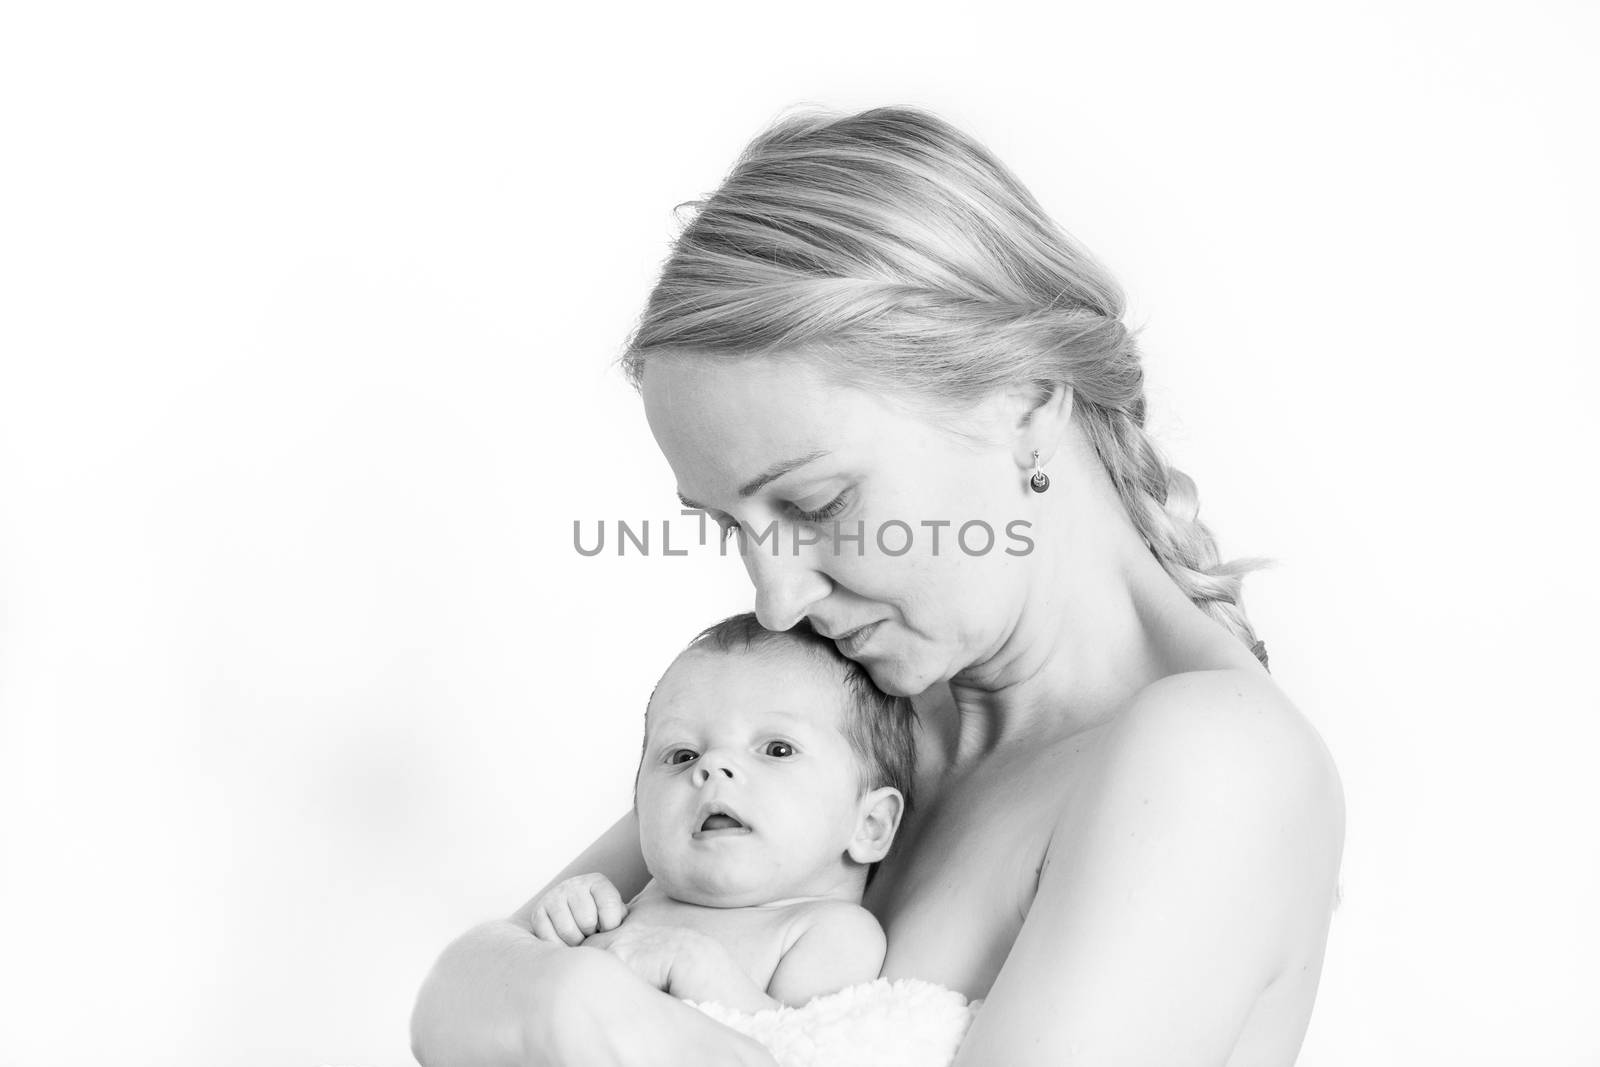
[622,108,1268,668]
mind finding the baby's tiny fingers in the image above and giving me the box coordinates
[530,907,560,943]
[548,906,585,947]
[592,880,627,932]
[569,890,600,936]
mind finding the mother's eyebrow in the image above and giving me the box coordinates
[676,449,832,510]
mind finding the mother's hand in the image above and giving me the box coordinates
[582,922,703,992]
[584,923,780,1015]
[533,943,776,1067]
[412,918,775,1067]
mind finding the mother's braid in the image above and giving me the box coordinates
[1030,304,1269,669]
[1080,399,1269,668]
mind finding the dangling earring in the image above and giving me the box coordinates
[1030,450,1050,493]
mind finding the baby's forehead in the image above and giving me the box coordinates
[645,703,840,740]
[645,644,851,734]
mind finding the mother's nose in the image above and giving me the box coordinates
[744,539,830,631]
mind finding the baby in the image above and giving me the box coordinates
[530,612,916,1012]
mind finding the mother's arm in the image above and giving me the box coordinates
[955,670,1345,1066]
[410,811,775,1067]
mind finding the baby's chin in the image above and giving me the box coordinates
[662,875,805,909]
[657,862,851,909]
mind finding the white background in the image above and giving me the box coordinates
[2,3,1596,1065]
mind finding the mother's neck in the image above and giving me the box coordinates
[925,434,1196,767]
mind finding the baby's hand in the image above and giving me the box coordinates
[529,873,629,946]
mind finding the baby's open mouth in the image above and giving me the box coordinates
[695,804,750,834]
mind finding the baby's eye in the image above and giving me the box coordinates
[666,748,698,765]
[763,741,796,758]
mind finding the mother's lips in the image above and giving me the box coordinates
[833,621,881,654]
[816,621,870,640]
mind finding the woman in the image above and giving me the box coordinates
[412,108,1344,1066]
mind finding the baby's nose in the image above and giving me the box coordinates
[691,759,736,786]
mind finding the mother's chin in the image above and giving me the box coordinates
[841,643,947,702]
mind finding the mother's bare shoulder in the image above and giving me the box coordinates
[1101,667,1342,808]
[955,671,1345,1062]
[1055,666,1346,924]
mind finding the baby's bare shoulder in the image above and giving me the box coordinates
[793,897,880,927]
[782,899,884,952]
[768,899,887,1004]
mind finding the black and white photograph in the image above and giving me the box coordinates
[2,3,1595,1065]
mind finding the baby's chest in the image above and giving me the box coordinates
[627,893,798,988]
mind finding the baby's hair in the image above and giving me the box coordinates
[666,612,917,818]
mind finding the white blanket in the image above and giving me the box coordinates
[690,978,982,1067]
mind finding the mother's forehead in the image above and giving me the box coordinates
[641,355,870,429]
[640,356,901,484]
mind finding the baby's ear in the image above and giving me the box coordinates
[847,787,905,865]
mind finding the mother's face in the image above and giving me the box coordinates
[642,355,1039,697]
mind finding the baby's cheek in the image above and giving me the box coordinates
[636,816,667,856]
[638,817,687,873]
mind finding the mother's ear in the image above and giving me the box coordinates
[1009,381,1075,469]
[847,787,905,865]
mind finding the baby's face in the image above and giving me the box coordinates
[636,645,868,907]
